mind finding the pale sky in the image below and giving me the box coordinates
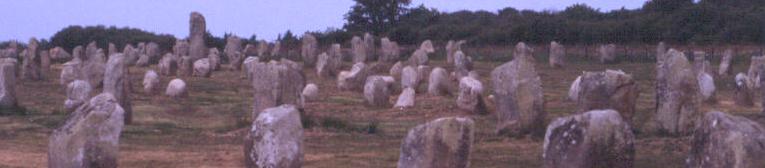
[0,0,647,42]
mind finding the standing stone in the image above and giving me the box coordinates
[687,111,765,168]
[143,70,160,95]
[40,50,50,75]
[394,88,416,108]
[543,109,635,168]
[453,51,472,79]
[428,67,453,96]
[165,78,187,98]
[599,44,617,64]
[457,77,486,114]
[301,33,318,67]
[244,104,303,168]
[390,61,403,78]
[397,117,474,168]
[158,54,178,76]
[491,42,545,136]
[364,33,376,61]
[352,36,366,63]
[104,54,132,124]
[145,42,160,63]
[302,83,319,102]
[192,58,211,77]
[251,60,305,118]
[568,76,582,101]
[208,48,220,71]
[243,44,258,56]
[748,56,765,89]
[337,62,369,91]
[572,70,639,123]
[549,41,565,68]
[698,72,717,104]
[60,60,81,86]
[654,49,701,135]
[136,53,150,67]
[734,73,754,106]
[445,40,465,64]
[173,40,190,56]
[401,66,419,89]
[22,38,42,80]
[243,57,260,80]
[225,36,244,68]
[80,48,106,88]
[188,12,207,61]
[365,76,391,107]
[178,56,193,77]
[316,44,341,78]
[48,93,124,168]
[64,80,92,113]
[123,44,139,66]
[718,49,733,76]
[379,37,400,63]
[0,58,17,112]
[108,43,118,57]
[407,40,435,66]
[694,51,714,75]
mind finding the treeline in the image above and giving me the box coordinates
[325,0,765,46]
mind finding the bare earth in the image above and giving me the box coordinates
[0,54,760,168]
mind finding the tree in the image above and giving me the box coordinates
[344,0,412,35]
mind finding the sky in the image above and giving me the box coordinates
[0,0,647,42]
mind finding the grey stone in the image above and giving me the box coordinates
[491,42,545,136]
[250,60,305,118]
[244,104,303,168]
[188,12,207,60]
[302,83,319,102]
[427,67,453,96]
[165,78,187,98]
[397,117,474,168]
[103,54,132,124]
[654,49,701,135]
[0,58,17,111]
[394,87,416,108]
[719,49,733,76]
[543,109,634,168]
[337,62,369,91]
[301,33,318,67]
[192,58,211,77]
[456,77,486,114]
[352,36,366,63]
[734,73,754,106]
[572,70,639,124]
[143,70,160,95]
[599,44,617,64]
[158,53,178,76]
[549,41,565,67]
[64,80,92,113]
[687,111,765,168]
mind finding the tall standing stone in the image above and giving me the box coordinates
[173,40,190,56]
[188,12,207,61]
[244,104,303,168]
[104,54,132,124]
[301,33,318,67]
[48,93,124,168]
[491,42,545,136]
[251,60,305,119]
[158,54,178,76]
[317,44,342,78]
[224,36,243,67]
[145,42,160,63]
[543,109,635,168]
[64,80,92,113]
[427,67,453,96]
[654,49,701,135]
[718,48,733,76]
[379,37,400,63]
[687,111,765,168]
[748,55,765,89]
[445,40,465,64]
[397,117,474,168]
[208,48,221,71]
[549,41,565,68]
[0,58,17,113]
[22,37,42,80]
[571,70,639,124]
[352,36,366,63]
[363,33,376,61]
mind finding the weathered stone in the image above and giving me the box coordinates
[60,60,80,86]
[390,61,403,78]
[572,70,639,123]
[694,51,714,76]
[143,70,160,95]
[364,33,376,61]
[687,111,765,168]
[654,49,701,135]
[225,36,244,69]
[599,44,617,64]
[719,49,734,76]
[104,54,132,124]
[302,83,319,102]
[513,42,535,62]
[64,80,92,113]
[158,54,178,76]
[192,58,211,77]
[491,42,545,136]
[40,50,50,75]
[549,41,565,67]
[456,77,486,114]
[543,109,635,168]
[271,41,282,58]
[49,47,72,62]
[394,88,416,108]
[453,51,472,79]
[407,40,435,66]
[250,60,305,118]
[397,117,474,168]
[256,40,269,57]
[145,42,160,63]
[135,54,150,67]
[108,43,118,57]
[178,56,193,77]
[365,76,391,107]
[244,104,303,168]
[734,73,754,106]
[243,56,259,80]
[208,48,220,71]
[165,78,187,98]
[173,40,190,56]
[0,58,17,112]
[22,38,42,80]
[48,93,124,168]
[123,44,139,66]
[568,76,582,101]
[337,62,369,91]
[698,72,717,103]
[317,45,341,78]
[445,40,465,64]
[301,33,318,67]
[427,67,453,96]
[82,49,106,88]
[401,66,419,89]
[189,12,207,61]
[379,37,400,63]
[352,36,367,63]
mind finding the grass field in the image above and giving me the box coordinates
[0,50,761,167]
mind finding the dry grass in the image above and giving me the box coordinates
[0,50,762,167]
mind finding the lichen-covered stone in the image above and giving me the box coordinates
[543,109,634,168]
[687,111,765,168]
[397,117,474,168]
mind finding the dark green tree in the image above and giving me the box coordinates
[344,0,412,35]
